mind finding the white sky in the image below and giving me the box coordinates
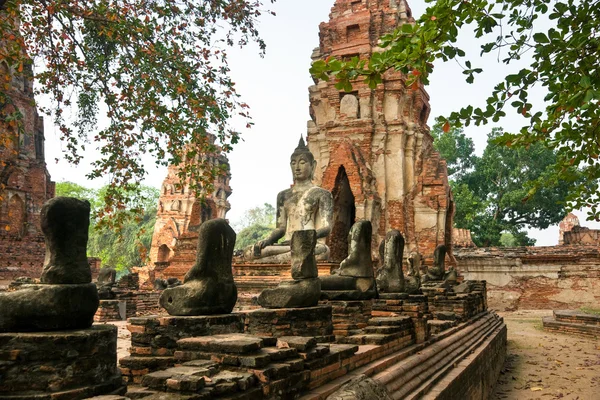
[42,0,599,246]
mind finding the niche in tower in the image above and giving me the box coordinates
[328,166,356,263]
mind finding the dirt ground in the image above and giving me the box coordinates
[492,310,600,400]
[106,311,600,399]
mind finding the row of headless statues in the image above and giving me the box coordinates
[0,139,452,332]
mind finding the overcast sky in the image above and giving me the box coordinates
[42,0,599,246]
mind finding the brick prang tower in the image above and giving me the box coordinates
[307,0,454,264]
[0,48,55,282]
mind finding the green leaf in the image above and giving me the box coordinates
[533,32,549,43]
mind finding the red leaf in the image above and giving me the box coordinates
[442,121,450,133]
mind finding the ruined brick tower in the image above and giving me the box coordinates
[307,0,453,263]
[146,147,232,282]
[0,49,55,282]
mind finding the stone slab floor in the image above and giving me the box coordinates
[492,310,600,400]
[99,311,599,400]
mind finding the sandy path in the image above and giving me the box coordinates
[492,310,600,400]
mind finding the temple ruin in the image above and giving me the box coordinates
[306,0,453,264]
[146,145,232,284]
[0,40,55,286]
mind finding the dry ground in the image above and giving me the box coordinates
[492,310,600,400]
[105,311,599,399]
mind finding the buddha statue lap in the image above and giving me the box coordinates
[320,220,377,300]
[244,137,333,263]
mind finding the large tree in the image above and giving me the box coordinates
[311,0,599,219]
[1,0,275,226]
[441,128,573,246]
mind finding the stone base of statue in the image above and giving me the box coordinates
[160,279,237,316]
[320,275,377,301]
[0,325,125,399]
[0,283,99,332]
[318,300,373,338]
[257,278,321,308]
[244,305,334,339]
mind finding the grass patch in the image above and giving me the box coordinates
[580,307,600,316]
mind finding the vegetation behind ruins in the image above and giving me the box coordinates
[55,181,159,274]
[431,119,574,247]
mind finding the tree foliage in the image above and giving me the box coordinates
[1,0,275,228]
[445,128,573,246]
[311,0,600,219]
[55,181,159,273]
[233,202,275,251]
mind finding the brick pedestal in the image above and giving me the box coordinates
[94,300,126,322]
[243,306,333,340]
[318,300,373,339]
[0,325,125,399]
[120,314,244,383]
[373,294,430,343]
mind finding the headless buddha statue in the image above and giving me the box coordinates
[244,137,333,263]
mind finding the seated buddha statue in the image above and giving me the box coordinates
[244,137,333,263]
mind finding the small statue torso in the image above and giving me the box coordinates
[281,186,328,241]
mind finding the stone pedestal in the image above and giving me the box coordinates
[243,305,333,340]
[121,314,244,383]
[319,300,373,338]
[0,325,125,399]
[0,283,99,332]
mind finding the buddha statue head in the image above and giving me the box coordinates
[291,137,317,184]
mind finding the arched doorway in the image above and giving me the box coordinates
[327,166,356,262]
[157,244,172,263]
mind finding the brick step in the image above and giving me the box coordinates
[120,356,176,372]
[376,313,504,399]
[340,330,413,346]
[542,316,600,338]
[427,319,457,335]
[367,316,413,327]
[364,325,406,335]
[553,310,600,326]
[177,334,264,355]
[140,364,258,398]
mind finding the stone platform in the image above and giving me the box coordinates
[121,306,334,383]
[542,310,600,338]
[243,306,333,339]
[0,325,125,399]
[115,310,505,399]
